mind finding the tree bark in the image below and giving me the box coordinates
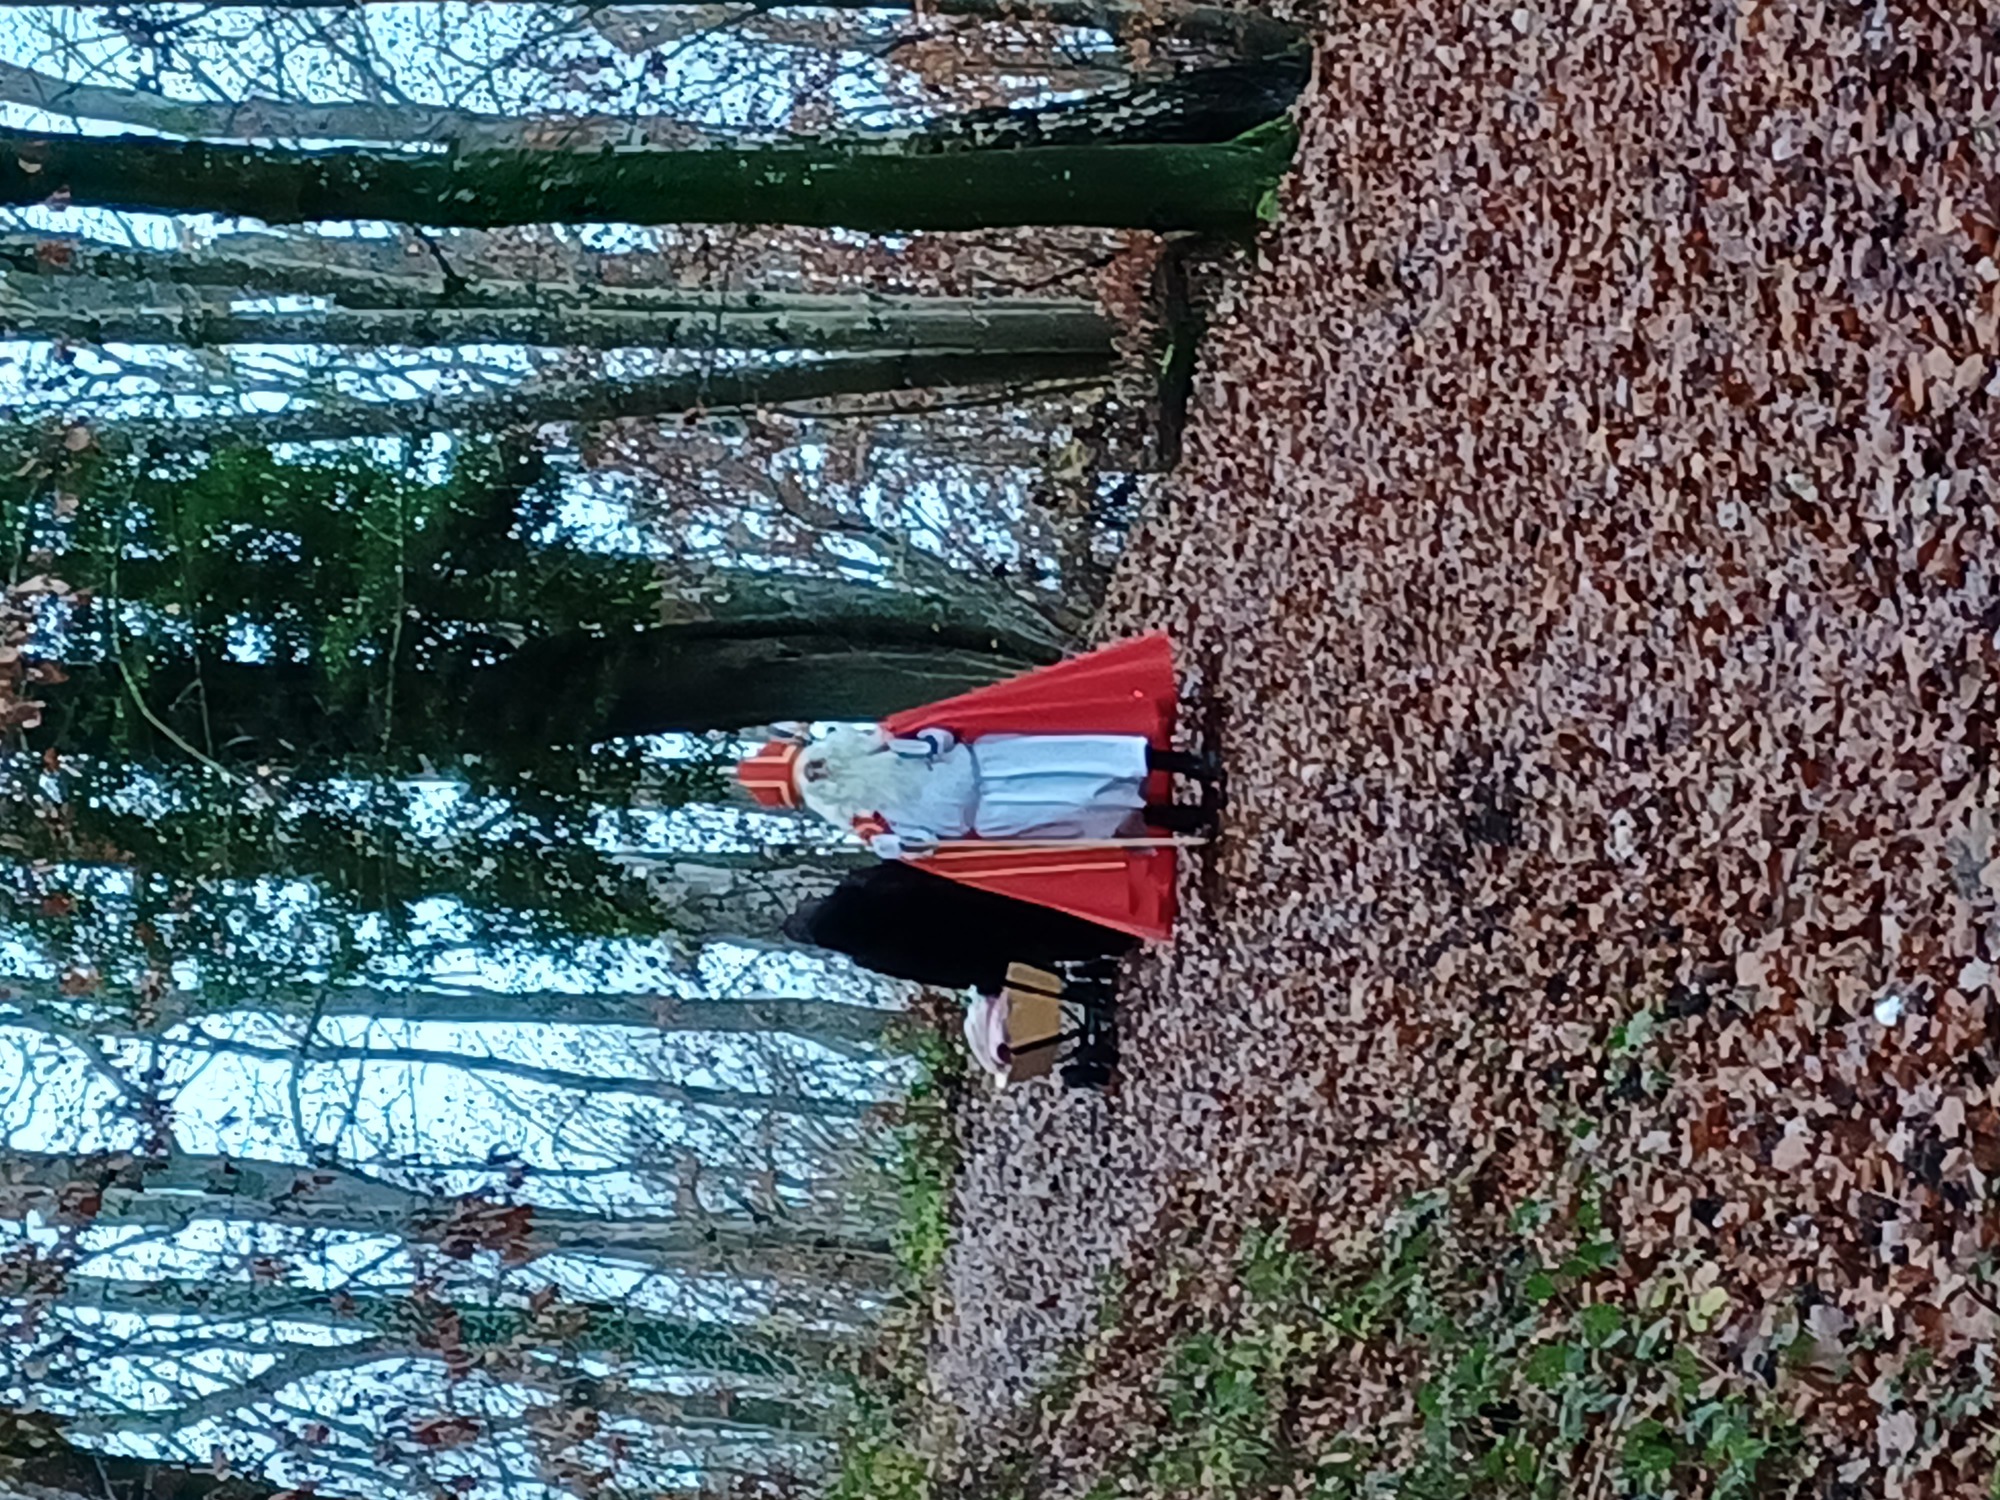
[0,55,720,152]
[0,1410,301,1500]
[36,1274,844,1375]
[5,349,1109,454]
[769,0,1306,54]
[53,1341,825,1441]
[902,51,1311,152]
[156,1031,881,1119]
[28,782,861,943]
[47,447,1073,669]
[159,987,903,1053]
[0,50,1302,154]
[0,232,1109,338]
[0,0,1306,55]
[0,288,1116,356]
[40,630,1030,767]
[0,118,1299,233]
[466,630,1036,744]
[616,853,865,950]
[658,569,1072,662]
[0,229,869,312]
[19,985,898,1054]
[0,1148,895,1274]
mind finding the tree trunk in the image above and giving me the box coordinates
[903,52,1311,152]
[1,230,1062,321]
[0,55,722,152]
[38,1274,845,1375]
[16,985,899,1055]
[0,0,1306,55]
[0,1149,895,1275]
[653,1391,825,1436]
[53,1344,826,1442]
[0,1410,301,1500]
[796,0,1306,54]
[0,289,1115,356]
[0,229,919,313]
[617,853,865,949]
[1,49,1302,154]
[661,569,1072,663]
[8,349,1109,455]
[40,628,1029,767]
[379,545,1071,669]
[26,440,1065,768]
[152,987,904,1055]
[0,118,1298,232]
[467,630,1034,745]
[154,1031,882,1119]
[53,450,1073,670]
[25,780,860,944]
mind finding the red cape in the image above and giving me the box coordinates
[879,633,1179,942]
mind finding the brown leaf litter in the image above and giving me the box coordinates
[924,1,2000,1494]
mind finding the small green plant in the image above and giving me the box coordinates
[891,1134,955,1288]
[885,1018,966,1286]
[1069,1192,1803,1499]
[827,1414,934,1500]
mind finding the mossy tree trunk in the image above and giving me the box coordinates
[0,294,1115,357]
[2,348,1111,460]
[0,119,1299,233]
[0,1147,894,1274]
[0,0,1306,56]
[36,604,1045,766]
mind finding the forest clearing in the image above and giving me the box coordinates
[0,1,1996,1499]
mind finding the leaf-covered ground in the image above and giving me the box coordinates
[925,2,2000,1494]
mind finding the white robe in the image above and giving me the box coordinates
[968,734,1148,838]
[795,723,1148,853]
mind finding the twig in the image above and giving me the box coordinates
[409,227,470,303]
[377,479,407,755]
[104,442,253,793]
[110,653,251,791]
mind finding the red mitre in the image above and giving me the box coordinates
[736,740,803,809]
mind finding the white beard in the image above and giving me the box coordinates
[795,724,905,826]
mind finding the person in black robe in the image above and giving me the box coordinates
[780,859,1136,992]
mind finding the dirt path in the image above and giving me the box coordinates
[930,5,2000,1493]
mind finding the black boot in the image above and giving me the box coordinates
[1147,746,1224,781]
[1144,801,1214,834]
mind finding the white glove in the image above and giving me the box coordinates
[888,726,956,760]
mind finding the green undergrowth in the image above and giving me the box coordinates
[962,1189,1811,1500]
[1127,1198,1801,1497]
[828,999,968,1500]
[886,1018,966,1288]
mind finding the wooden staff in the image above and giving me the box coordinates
[916,834,1210,853]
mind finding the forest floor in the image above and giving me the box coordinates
[920,3,2000,1497]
